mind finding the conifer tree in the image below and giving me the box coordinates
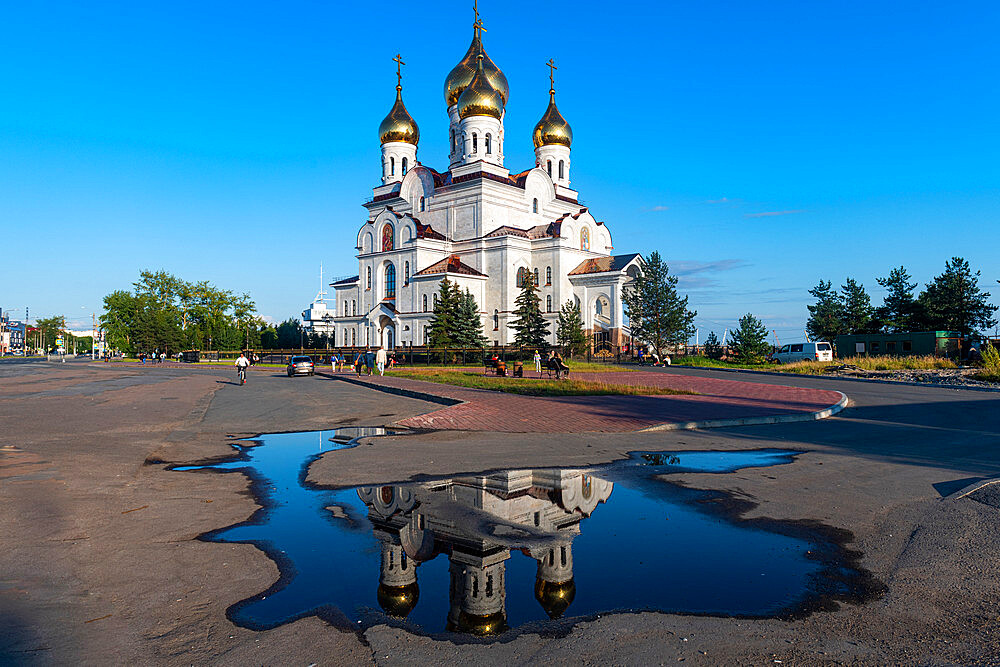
[806,279,843,343]
[427,278,460,347]
[703,330,723,359]
[840,278,875,334]
[509,274,550,348]
[453,288,488,348]
[556,300,588,356]
[876,266,918,333]
[917,257,997,337]
[730,313,771,364]
[622,251,696,359]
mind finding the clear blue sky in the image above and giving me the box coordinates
[2,1,998,340]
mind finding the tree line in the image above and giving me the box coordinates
[101,270,266,355]
[807,257,997,342]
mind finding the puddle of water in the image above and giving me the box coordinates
[173,429,870,637]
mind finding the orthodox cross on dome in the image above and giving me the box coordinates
[546,58,558,91]
[392,53,405,88]
[473,0,487,36]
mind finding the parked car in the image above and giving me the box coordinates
[773,342,833,364]
[286,355,315,377]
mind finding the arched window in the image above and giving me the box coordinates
[422,294,428,312]
[390,157,395,176]
[493,309,499,330]
[546,266,552,285]
[433,293,438,308]
[401,157,408,175]
[344,300,348,316]
[533,268,539,286]
[485,133,492,155]
[581,227,590,251]
[384,264,396,299]
[366,266,372,289]
[404,261,409,285]
[546,295,552,312]
[472,133,478,153]
[352,329,356,345]
[381,157,386,177]
[352,300,356,315]
[516,267,528,288]
[450,129,455,153]
[547,160,552,177]
[419,196,425,212]
[559,160,565,180]
[532,198,538,213]
[382,224,394,251]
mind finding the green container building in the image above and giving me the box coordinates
[834,331,961,358]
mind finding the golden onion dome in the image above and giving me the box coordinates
[378,85,420,145]
[532,88,573,148]
[457,55,504,120]
[376,582,419,618]
[444,27,509,108]
[448,610,508,636]
[534,577,576,619]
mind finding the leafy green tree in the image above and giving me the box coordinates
[917,257,997,337]
[556,300,588,356]
[35,315,67,352]
[730,313,771,364]
[703,330,723,359]
[840,278,875,334]
[509,274,550,349]
[623,251,696,359]
[261,326,278,349]
[876,266,918,333]
[453,289,488,348]
[806,279,843,343]
[428,278,461,347]
[275,318,302,348]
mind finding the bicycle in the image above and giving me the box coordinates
[237,367,247,385]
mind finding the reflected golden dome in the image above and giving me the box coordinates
[448,610,508,636]
[457,55,504,120]
[378,86,420,145]
[534,577,576,619]
[532,89,572,148]
[444,28,509,108]
[376,582,420,618]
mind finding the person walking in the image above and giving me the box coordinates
[533,349,542,376]
[375,346,387,376]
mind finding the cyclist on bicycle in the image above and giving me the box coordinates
[235,352,250,384]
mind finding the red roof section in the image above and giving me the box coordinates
[413,254,487,277]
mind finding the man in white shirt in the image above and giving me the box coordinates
[375,347,388,376]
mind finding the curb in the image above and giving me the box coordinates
[667,364,1000,394]
[638,391,849,432]
[321,372,850,434]
[945,477,1000,501]
[322,372,462,407]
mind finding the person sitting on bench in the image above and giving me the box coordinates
[546,350,570,379]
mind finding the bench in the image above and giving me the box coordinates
[545,358,570,379]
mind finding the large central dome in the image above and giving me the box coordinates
[443,27,509,108]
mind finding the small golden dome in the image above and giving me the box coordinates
[534,577,576,619]
[532,89,573,148]
[376,582,419,618]
[378,86,420,145]
[457,55,504,120]
[448,610,508,636]
[444,27,509,108]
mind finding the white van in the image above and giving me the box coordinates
[773,341,833,364]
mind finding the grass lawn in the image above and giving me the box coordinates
[402,361,633,373]
[673,355,958,374]
[389,368,696,397]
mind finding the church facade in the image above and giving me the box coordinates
[330,12,641,350]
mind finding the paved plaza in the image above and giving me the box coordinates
[2,358,999,664]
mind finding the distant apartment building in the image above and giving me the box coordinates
[0,313,26,354]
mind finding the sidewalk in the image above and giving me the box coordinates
[327,370,847,433]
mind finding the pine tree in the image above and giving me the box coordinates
[876,266,918,333]
[703,330,723,359]
[730,313,771,364]
[556,300,588,356]
[509,274,550,348]
[840,278,875,334]
[806,279,843,343]
[622,251,697,359]
[917,257,998,337]
[453,289,488,348]
[427,278,460,347]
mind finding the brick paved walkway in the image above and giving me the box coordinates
[331,370,845,433]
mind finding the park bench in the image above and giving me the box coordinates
[545,357,570,379]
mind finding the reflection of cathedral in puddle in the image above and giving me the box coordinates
[357,469,613,635]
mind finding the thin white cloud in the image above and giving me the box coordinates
[647,205,670,212]
[672,259,750,276]
[704,197,731,204]
[744,210,805,218]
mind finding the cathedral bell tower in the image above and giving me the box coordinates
[533,59,573,188]
[378,54,419,185]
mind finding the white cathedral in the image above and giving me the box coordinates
[324,11,642,350]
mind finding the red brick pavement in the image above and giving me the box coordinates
[335,370,845,433]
